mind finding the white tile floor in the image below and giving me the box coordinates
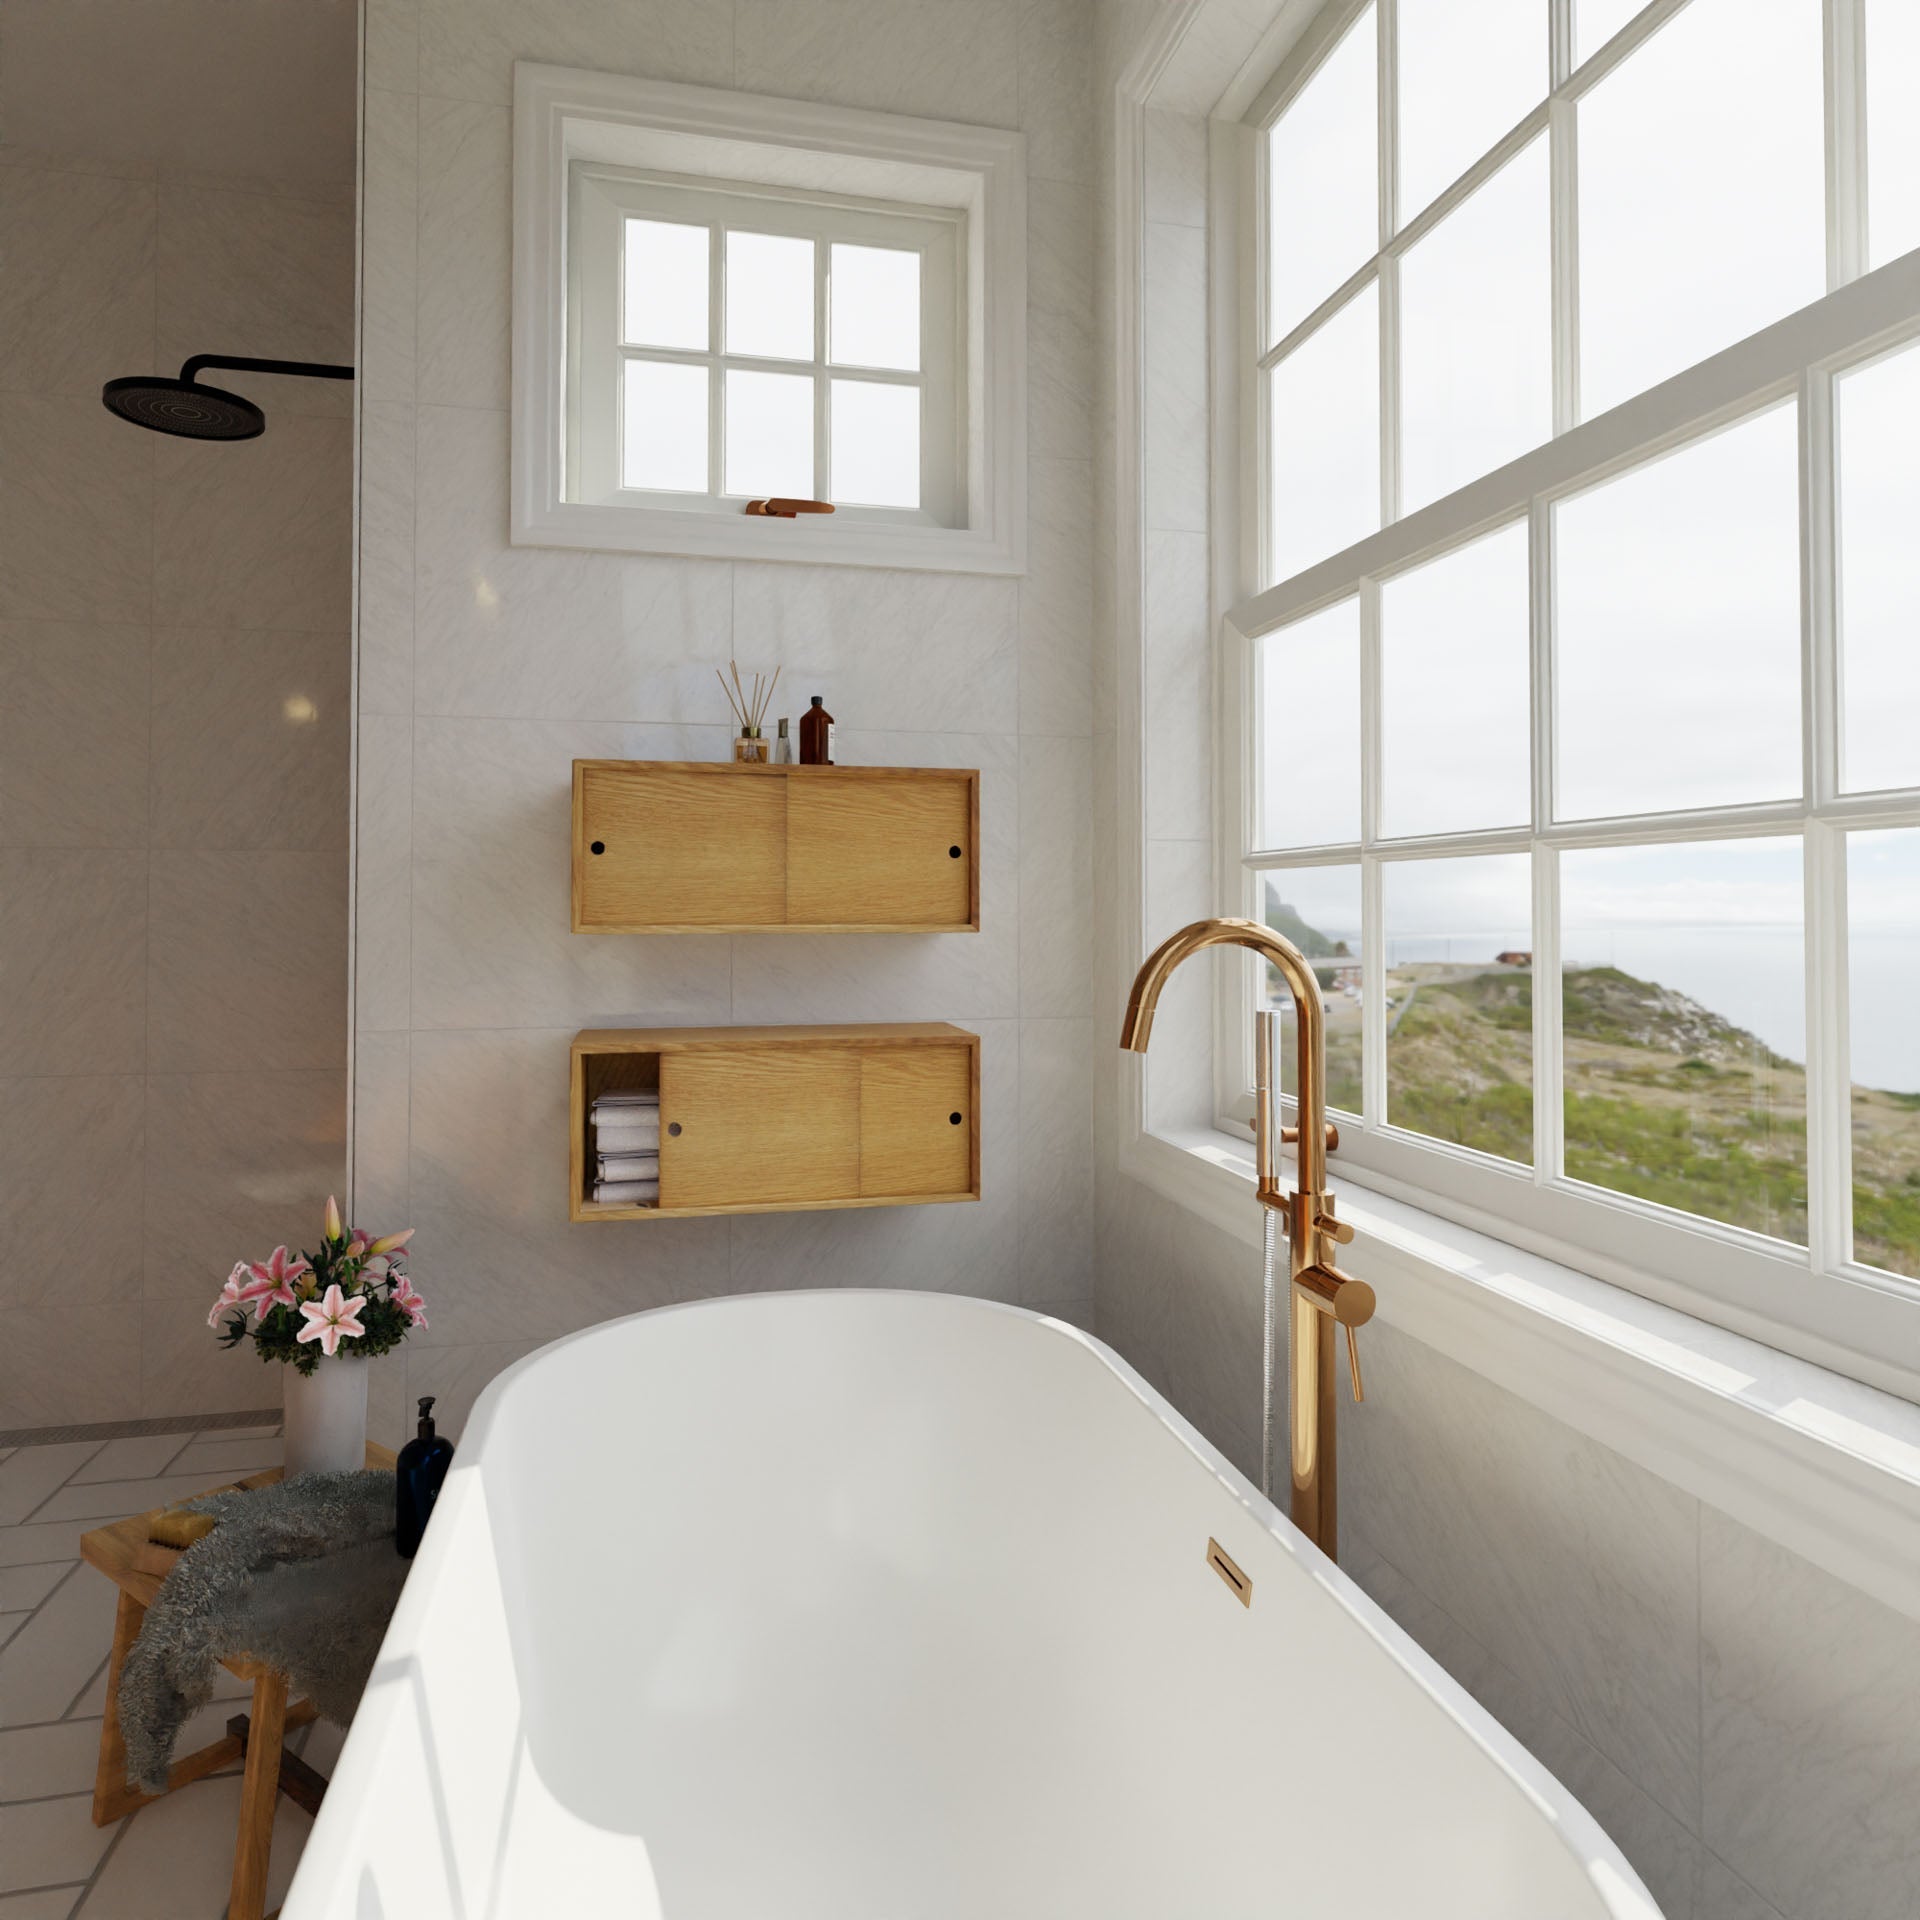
[0,1427,347,1917]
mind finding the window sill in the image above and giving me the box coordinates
[1119,1124,1920,1626]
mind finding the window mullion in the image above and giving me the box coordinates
[1548,92,1580,435]
[814,241,831,500]
[706,219,725,492]
[1805,819,1854,1274]
[1826,0,1869,289]
[1376,0,1401,528]
[1528,495,1562,1184]
[1359,574,1386,1129]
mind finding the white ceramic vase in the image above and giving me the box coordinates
[282,1354,369,1477]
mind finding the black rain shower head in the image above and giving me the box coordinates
[101,354,354,440]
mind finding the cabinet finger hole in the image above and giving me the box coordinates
[948,845,962,858]
[589,840,606,855]
[949,1111,962,1125]
[667,1121,682,1137]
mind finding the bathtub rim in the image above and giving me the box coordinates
[369,1291,1666,1920]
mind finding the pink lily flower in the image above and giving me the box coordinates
[390,1275,429,1330]
[296,1283,367,1357]
[208,1262,250,1328]
[344,1230,368,1258]
[245,1244,311,1315]
[367,1228,414,1258]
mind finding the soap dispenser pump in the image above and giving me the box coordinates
[395,1395,454,1558]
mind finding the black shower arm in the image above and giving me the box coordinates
[179,354,355,384]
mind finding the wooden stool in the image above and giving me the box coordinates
[80,1443,396,1920]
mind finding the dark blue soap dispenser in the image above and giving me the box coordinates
[395,1395,454,1558]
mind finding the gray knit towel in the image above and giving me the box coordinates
[116,1468,409,1794]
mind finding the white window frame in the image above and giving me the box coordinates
[513,63,1027,574]
[1219,0,1920,1386]
[569,171,963,526]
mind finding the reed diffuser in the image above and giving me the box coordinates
[718,661,780,764]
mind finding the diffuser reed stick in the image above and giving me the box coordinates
[718,661,781,762]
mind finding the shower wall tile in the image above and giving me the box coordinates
[365,0,420,95]
[0,393,153,624]
[1344,1323,1703,1829]
[355,713,413,1035]
[153,414,352,632]
[361,90,419,404]
[728,1018,1020,1299]
[149,625,351,851]
[156,184,355,420]
[0,165,155,398]
[405,1025,719,1346]
[727,560,1018,737]
[145,849,348,1073]
[142,1069,346,1301]
[0,848,147,1076]
[734,0,1019,125]
[728,731,1019,1025]
[1144,528,1211,841]
[1696,1857,1787,1920]
[1020,459,1094,736]
[352,1031,413,1230]
[408,713,735,1031]
[415,0,734,107]
[1141,836,1213,1132]
[1144,111,1207,229]
[1018,0,1094,185]
[0,619,151,849]
[1017,1016,1094,1305]
[358,400,416,717]
[0,1074,144,1309]
[1028,178,1094,322]
[1142,220,1208,534]
[0,1305,140,1427]
[1701,1508,1920,1920]
[137,1299,288,1418]
[413,408,734,722]
[416,99,511,413]
[1018,732,1093,1016]
[1029,308,1093,460]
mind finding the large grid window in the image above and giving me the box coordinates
[1236,0,1920,1364]
[570,169,961,525]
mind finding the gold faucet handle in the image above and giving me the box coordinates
[1313,1211,1354,1245]
[1281,1121,1341,1151]
[1344,1322,1365,1403]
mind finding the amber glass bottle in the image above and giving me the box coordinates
[799,694,835,765]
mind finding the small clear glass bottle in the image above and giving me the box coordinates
[774,716,794,764]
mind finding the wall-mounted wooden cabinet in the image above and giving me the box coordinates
[571,760,978,934]
[570,1023,980,1220]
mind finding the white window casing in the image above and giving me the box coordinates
[513,64,1026,573]
[1214,0,1920,1394]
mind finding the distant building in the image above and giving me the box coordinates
[1495,950,1532,967]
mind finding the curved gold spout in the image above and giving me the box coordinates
[1120,916,1328,1193]
[1120,915,1373,1560]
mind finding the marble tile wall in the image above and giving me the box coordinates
[1090,21,1920,1912]
[353,0,1099,1438]
[0,154,353,1424]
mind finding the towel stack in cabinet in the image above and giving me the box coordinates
[588,1090,660,1204]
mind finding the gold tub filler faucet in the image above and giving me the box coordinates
[1121,918,1377,1563]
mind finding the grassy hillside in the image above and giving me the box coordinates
[1387,963,1920,1274]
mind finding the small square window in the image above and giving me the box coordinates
[520,66,1024,572]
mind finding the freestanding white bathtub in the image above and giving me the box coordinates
[287,1292,1662,1918]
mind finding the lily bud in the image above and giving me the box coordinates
[366,1227,415,1256]
[323,1194,343,1241]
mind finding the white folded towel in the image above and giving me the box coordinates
[597,1152,660,1180]
[592,1090,659,1110]
[593,1117,660,1151]
[593,1178,659,1204]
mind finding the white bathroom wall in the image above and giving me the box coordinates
[1089,7,1920,1918]
[351,0,1098,1442]
[0,146,354,1425]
